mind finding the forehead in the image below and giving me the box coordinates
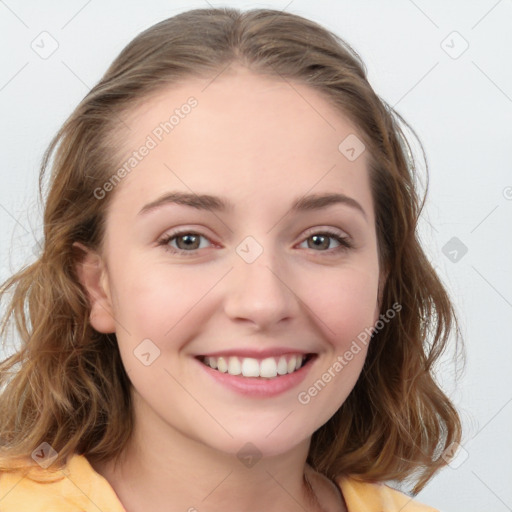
[109,67,373,219]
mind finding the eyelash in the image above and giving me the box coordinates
[157,228,354,257]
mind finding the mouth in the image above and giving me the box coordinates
[196,353,316,379]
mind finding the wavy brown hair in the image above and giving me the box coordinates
[0,7,464,494]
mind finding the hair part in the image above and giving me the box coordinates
[0,7,464,494]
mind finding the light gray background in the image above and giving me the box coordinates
[0,1,511,510]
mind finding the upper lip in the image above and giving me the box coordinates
[196,348,314,358]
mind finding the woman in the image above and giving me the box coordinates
[0,8,463,511]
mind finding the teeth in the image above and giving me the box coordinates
[217,357,228,373]
[260,357,277,378]
[202,354,307,378]
[277,356,288,375]
[228,356,241,375]
[204,356,217,369]
[241,358,260,377]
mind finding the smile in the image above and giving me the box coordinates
[198,353,312,379]
[195,351,317,397]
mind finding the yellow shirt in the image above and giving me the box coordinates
[0,454,438,511]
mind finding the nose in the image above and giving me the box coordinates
[223,248,300,331]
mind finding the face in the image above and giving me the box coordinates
[82,66,382,459]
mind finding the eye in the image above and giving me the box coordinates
[157,228,353,256]
[158,231,213,255]
[298,229,353,253]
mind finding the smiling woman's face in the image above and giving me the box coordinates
[83,66,382,458]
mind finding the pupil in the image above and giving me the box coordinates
[310,235,328,250]
[179,234,198,249]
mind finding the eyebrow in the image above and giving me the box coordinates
[138,191,367,220]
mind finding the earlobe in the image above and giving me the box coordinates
[73,242,116,333]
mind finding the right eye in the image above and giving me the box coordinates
[157,231,214,255]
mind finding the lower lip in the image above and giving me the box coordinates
[195,357,315,398]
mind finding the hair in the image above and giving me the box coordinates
[0,7,464,494]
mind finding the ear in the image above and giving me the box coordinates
[73,242,116,333]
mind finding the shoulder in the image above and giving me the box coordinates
[0,454,125,512]
[337,475,439,512]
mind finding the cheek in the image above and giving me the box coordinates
[110,259,210,338]
[294,265,379,424]
[107,263,210,388]
[301,263,380,348]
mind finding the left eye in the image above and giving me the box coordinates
[298,232,352,252]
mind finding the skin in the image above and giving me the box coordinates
[76,65,383,512]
